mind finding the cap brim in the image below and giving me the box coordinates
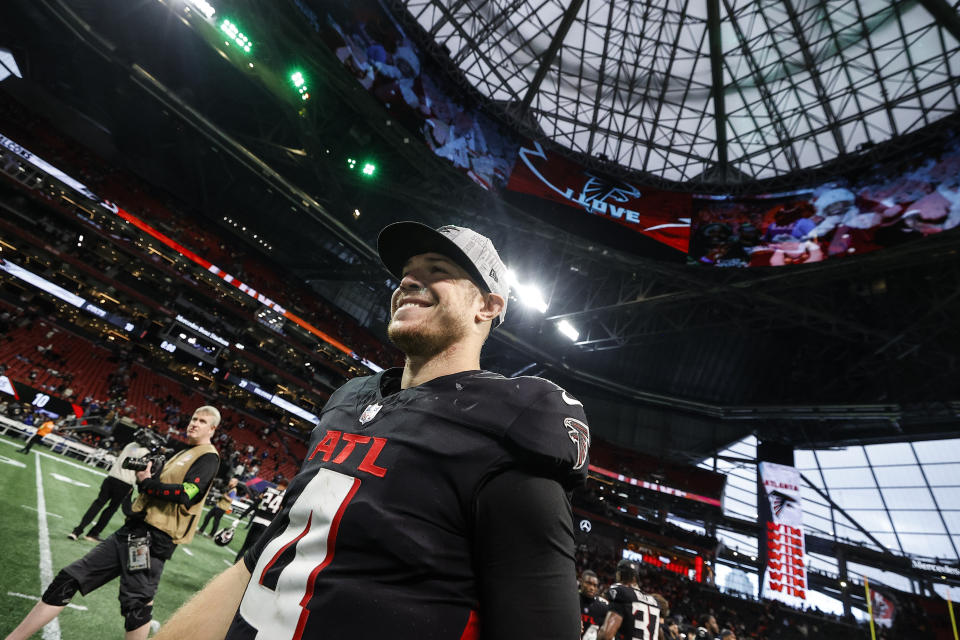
[377,221,491,293]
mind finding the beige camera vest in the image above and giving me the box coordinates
[131,443,218,544]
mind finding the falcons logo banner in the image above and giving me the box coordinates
[758,462,807,608]
[506,141,692,252]
[563,417,590,470]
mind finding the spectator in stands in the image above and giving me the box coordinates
[695,614,720,640]
[663,618,682,640]
[719,630,735,640]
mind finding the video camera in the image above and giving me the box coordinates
[121,428,172,476]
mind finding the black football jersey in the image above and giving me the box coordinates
[580,593,609,639]
[226,368,590,640]
[250,487,286,527]
[605,583,661,640]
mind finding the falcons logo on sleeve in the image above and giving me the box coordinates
[564,417,590,470]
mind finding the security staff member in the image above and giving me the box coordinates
[4,406,221,640]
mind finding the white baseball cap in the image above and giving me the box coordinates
[377,221,508,328]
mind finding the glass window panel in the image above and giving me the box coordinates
[871,465,926,487]
[848,563,914,592]
[831,488,885,509]
[835,525,875,546]
[898,534,957,560]
[942,511,960,533]
[843,510,895,533]
[816,447,869,468]
[802,468,825,491]
[808,552,838,573]
[932,488,960,510]
[803,499,832,519]
[933,584,960,603]
[881,487,937,510]
[924,464,960,486]
[888,511,946,534]
[873,533,901,550]
[865,442,916,466]
[795,450,817,470]
[821,469,871,489]
[913,439,960,464]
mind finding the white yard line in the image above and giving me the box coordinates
[21,505,63,519]
[35,456,61,640]
[0,435,107,477]
[37,451,106,477]
[181,547,194,556]
[6,592,87,611]
[223,559,233,567]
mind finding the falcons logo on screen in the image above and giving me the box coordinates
[564,417,590,470]
[581,173,642,205]
[768,490,799,518]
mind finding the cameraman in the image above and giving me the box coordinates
[68,435,150,542]
[4,406,222,640]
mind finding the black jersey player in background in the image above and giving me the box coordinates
[155,222,591,640]
[233,478,288,563]
[580,569,609,640]
[598,560,664,640]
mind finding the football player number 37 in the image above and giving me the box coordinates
[631,601,660,640]
[239,468,361,639]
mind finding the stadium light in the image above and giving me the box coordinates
[185,0,216,19]
[557,319,579,342]
[361,162,377,176]
[290,70,310,100]
[346,158,357,170]
[506,269,548,313]
[220,19,252,53]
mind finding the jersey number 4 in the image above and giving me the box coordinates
[239,468,360,640]
[630,602,660,640]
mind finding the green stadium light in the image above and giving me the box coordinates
[290,71,310,100]
[361,163,377,177]
[220,19,252,53]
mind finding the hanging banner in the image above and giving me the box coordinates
[758,461,807,607]
[506,141,692,252]
[871,587,896,628]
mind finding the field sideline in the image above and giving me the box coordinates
[0,433,248,639]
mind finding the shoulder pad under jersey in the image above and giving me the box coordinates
[502,376,591,488]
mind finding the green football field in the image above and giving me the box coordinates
[0,433,249,639]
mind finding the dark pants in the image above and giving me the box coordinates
[73,476,133,538]
[235,522,268,563]
[199,506,226,535]
[18,432,44,453]
[48,524,169,629]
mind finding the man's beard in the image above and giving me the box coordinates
[387,304,466,358]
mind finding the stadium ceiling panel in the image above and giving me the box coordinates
[400,0,960,182]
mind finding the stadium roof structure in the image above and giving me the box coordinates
[1,0,959,464]
[398,0,960,185]
[700,435,960,600]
